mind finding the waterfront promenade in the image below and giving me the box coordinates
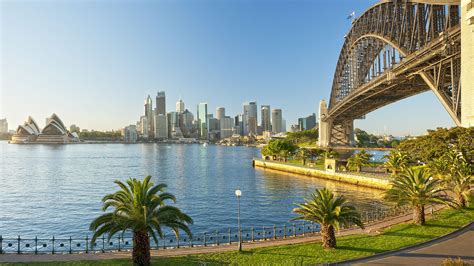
[253,159,391,190]
[0,206,444,263]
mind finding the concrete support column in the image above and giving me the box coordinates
[461,0,474,127]
[318,100,331,147]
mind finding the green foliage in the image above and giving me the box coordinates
[18,196,474,265]
[397,127,474,164]
[347,150,372,172]
[354,128,397,148]
[261,139,298,160]
[383,150,409,176]
[442,258,471,266]
[286,129,318,144]
[0,132,12,140]
[292,188,364,231]
[90,176,193,265]
[79,131,122,141]
[385,168,452,224]
[428,150,473,208]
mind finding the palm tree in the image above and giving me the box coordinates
[383,151,409,176]
[292,188,364,249]
[90,176,193,266]
[296,148,310,165]
[347,150,372,172]
[385,168,451,225]
[450,160,473,208]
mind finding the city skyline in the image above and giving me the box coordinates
[1,0,455,135]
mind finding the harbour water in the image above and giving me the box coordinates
[0,142,388,238]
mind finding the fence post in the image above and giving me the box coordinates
[251,227,254,242]
[283,224,287,239]
[0,235,3,254]
[228,228,231,245]
[35,236,37,254]
[177,234,180,248]
[263,226,266,241]
[302,222,305,236]
[102,235,105,253]
[293,224,296,237]
[86,236,89,253]
[273,225,276,240]
[118,236,121,252]
[204,232,207,247]
[312,222,315,234]
[215,230,219,246]
[52,236,55,254]
[69,236,72,254]
[163,235,166,249]
[17,235,20,254]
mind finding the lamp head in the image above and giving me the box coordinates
[235,189,242,197]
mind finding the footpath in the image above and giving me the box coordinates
[0,207,441,263]
[340,222,474,265]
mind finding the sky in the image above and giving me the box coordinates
[0,0,455,135]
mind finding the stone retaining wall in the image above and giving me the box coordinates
[253,159,391,190]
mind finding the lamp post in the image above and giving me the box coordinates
[235,189,242,251]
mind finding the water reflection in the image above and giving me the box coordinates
[0,142,388,237]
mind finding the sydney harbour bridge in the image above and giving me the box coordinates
[319,0,473,147]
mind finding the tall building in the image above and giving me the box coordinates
[261,105,271,132]
[140,116,149,138]
[197,103,208,139]
[0,118,8,133]
[207,115,219,140]
[243,101,258,135]
[154,114,168,139]
[298,113,317,131]
[220,117,234,139]
[176,98,185,113]
[181,109,194,136]
[122,125,138,143]
[216,107,225,120]
[144,95,154,138]
[168,112,183,138]
[271,109,283,133]
[156,91,166,115]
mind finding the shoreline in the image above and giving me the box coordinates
[253,159,391,190]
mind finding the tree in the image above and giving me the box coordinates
[261,139,297,161]
[397,127,474,164]
[347,150,372,172]
[292,188,363,248]
[296,148,310,165]
[90,176,193,266]
[429,150,473,208]
[383,151,409,176]
[384,168,451,225]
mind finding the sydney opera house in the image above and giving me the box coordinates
[10,114,79,144]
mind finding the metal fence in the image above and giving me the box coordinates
[0,206,413,254]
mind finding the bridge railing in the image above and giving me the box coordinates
[0,205,416,254]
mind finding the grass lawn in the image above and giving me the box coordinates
[3,197,473,266]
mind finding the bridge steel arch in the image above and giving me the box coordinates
[319,0,464,147]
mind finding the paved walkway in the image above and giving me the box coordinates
[342,222,474,266]
[0,207,447,263]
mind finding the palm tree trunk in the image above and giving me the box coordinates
[458,193,466,208]
[133,230,151,266]
[413,205,425,225]
[321,224,336,248]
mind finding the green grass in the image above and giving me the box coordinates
[3,198,473,266]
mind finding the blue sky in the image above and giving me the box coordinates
[0,0,454,135]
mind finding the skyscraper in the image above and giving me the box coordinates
[243,101,257,135]
[156,91,166,115]
[216,107,225,120]
[271,109,283,133]
[197,103,208,139]
[298,113,317,131]
[0,118,9,133]
[260,105,271,132]
[144,95,154,138]
[176,98,185,113]
[220,117,233,139]
[154,114,168,139]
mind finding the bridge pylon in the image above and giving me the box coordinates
[319,100,355,148]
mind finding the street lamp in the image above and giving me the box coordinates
[235,189,242,251]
